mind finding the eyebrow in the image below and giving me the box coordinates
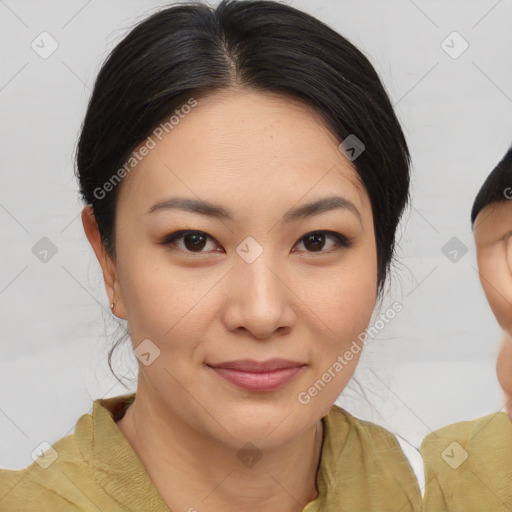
[146,195,361,223]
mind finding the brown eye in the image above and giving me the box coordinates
[181,232,208,251]
[294,231,351,254]
[302,232,328,252]
[159,230,220,254]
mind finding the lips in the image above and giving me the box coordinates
[207,358,305,372]
[207,359,306,391]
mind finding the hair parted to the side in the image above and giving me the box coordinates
[75,0,411,385]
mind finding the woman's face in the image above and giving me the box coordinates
[106,89,377,448]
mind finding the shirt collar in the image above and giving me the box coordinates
[75,392,414,511]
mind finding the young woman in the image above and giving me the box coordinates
[0,1,421,510]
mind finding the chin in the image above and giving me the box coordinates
[220,408,310,442]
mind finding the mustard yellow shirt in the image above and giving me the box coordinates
[1,393,421,511]
[421,411,512,511]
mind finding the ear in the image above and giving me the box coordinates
[81,205,126,319]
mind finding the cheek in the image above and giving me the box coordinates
[301,246,377,397]
[300,269,376,412]
[117,245,210,347]
[316,275,376,369]
[309,245,377,339]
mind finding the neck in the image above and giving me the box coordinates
[116,384,325,512]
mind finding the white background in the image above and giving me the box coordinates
[1,0,511,476]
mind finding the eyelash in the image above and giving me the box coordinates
[158,230,352,255]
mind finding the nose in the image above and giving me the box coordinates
[221,245,295,340]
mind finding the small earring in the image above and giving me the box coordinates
[110,300,117,312]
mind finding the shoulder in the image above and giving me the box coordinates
[420,412,512,512]
[328,404,411,452]
[420,411,512,462]
[0,397,133,512]
[0,429,94,511]
[323,405,422,510]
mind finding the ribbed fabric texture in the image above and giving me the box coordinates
[421,412,512,512]
[1,393,421,511]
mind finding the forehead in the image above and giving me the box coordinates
[117,89,369,217]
